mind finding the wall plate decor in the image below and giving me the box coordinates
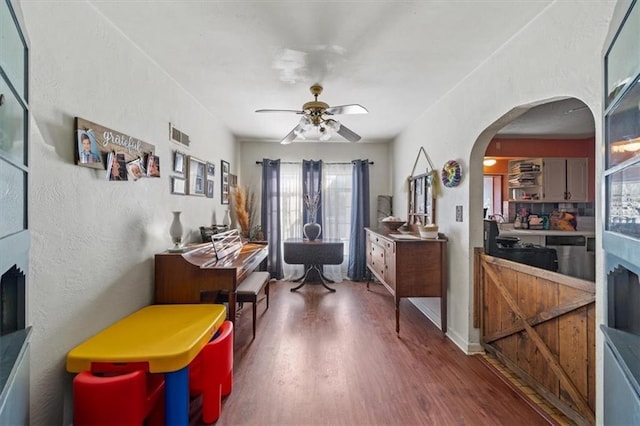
[187,156,206,196]
[221,160,230,204]
[441,160,462,188]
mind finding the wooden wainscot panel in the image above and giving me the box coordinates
[476,250,595,425]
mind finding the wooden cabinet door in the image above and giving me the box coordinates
[543,158,567,201]
[566,158,588,201]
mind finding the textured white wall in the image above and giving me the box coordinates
[238,140,393,224]
[21,2,236,424]
[394,2,614,421]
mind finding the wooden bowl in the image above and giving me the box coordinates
[380,220,405,231]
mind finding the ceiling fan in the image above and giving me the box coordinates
[256,84,368,144]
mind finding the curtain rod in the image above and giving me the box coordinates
[256,160,374,165]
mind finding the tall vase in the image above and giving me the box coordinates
[169,211,184,248]
[303,222,322,241]
[223,209,232,230]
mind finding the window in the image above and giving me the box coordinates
[483,175,503,218]
[278,162,352,280]
[322,163,352,279]
[280,164,302,278]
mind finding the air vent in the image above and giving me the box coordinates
[169,123,190,146]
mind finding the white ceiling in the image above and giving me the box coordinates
[89,0,594,143]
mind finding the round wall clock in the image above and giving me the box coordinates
[441,160,462,187]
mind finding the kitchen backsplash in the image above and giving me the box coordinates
[507,202,595,226]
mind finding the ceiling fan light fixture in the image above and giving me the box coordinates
[319,127,331,141]
[326,119,341,132]
[257,84,367,143]
[299,115,313,131]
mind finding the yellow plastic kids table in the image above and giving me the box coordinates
[66,304,226,425]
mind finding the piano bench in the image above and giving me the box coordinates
[235,271,270,339]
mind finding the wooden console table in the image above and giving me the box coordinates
[365,228,447,334]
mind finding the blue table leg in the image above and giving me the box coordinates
[165,367,189,425]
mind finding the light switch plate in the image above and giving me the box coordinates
[456,205,463,222]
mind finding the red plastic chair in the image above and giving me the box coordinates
[189,320,234,423]
[73,369,165,425]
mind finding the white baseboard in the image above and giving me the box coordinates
[409,298,484,355]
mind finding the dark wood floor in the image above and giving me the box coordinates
[191,280,550,425]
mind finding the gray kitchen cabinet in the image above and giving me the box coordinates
[543,158,588,202]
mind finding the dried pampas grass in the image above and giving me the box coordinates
[233,186,251,238]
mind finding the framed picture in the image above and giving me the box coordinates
[171,177,186,195]
[188,156,207,196]
[174,151,185,174]
[206,179,214,198]
[206,162,215,177]
[221,160,230,204]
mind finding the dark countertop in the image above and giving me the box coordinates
[498,224,595,238]
[366,227,447,241]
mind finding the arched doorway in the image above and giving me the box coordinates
[471,97,596,280]
[468,97,598,424]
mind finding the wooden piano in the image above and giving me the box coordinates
[154,230,268,325]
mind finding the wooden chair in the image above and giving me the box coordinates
[188,320,234,424]
[73,369,164,425]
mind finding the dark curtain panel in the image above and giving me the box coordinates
[302,160,323,230]
[261,158,283,279]
[348,159,370,281]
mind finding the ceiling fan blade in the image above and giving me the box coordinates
[325,104,368,115]
[280,125,302,145]
[255,109,304,114]
[337,123,362,142]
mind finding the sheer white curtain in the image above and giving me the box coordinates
[279,163,304,280]
[322,163,352,281]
